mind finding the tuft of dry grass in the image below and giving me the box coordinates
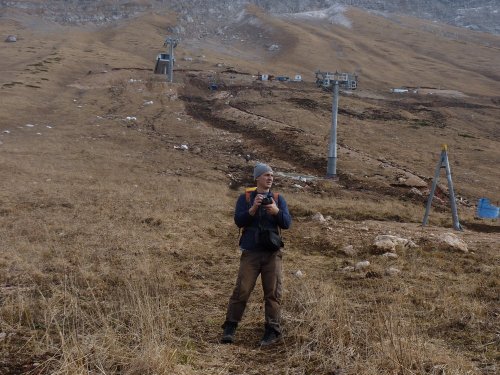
[284,279,481,375]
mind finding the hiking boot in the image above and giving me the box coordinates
[221,321,237,344]
[259,325,282,347]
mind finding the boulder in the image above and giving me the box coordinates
[385,267,401,276]
[355,260,370,271]
[311,212,326,223]
[339,244,357,257]
[404,175,427,187]
[438,233,468,252]
[373,234,417,253]
[5,35,16,43]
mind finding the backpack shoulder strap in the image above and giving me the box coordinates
[245,187,257,203]
[239,187,258,237]
[272,192,281,236]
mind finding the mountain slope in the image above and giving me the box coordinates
[0,6,498,375]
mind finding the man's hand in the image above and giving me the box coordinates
[263,198,279,216]
[249,194,264,216]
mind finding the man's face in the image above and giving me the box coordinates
[256,171,274,190]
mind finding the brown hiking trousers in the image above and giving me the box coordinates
[225,249,283,333]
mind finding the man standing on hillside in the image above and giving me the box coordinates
[221,163,292,346]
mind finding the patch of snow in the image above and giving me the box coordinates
[275,171,317,182]
[125,116,137,121]
[248,17,262,27]
[235,9,247,22]
[285,5,352,28]
[174,144,189,151]
[25,124,35,127]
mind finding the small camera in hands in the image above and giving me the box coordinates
[261,196,273,205]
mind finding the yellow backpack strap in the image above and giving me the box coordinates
[245,187,257,204]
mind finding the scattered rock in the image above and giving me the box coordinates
[339,244,357,257]
[268,44,280,51]
[355,261,370,271]
[438,233,468,252]
[342,266,355,272]
[409,187,423,196]
[293,270,305,278]
[373,234,417,253]
[385,267,401,276]
[381,252,398,258]
[437,183,449,193]
[192,146,202,154]
[0,332,6,340]
[359,226,369,231]
[5,35,17,43]
[311,212,326,223]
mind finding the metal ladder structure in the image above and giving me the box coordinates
[422,144,463,231]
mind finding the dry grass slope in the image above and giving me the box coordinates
[0,7,498,375]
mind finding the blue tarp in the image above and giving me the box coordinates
[476,198,499,219]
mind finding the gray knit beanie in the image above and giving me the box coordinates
[253,163,273,180]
